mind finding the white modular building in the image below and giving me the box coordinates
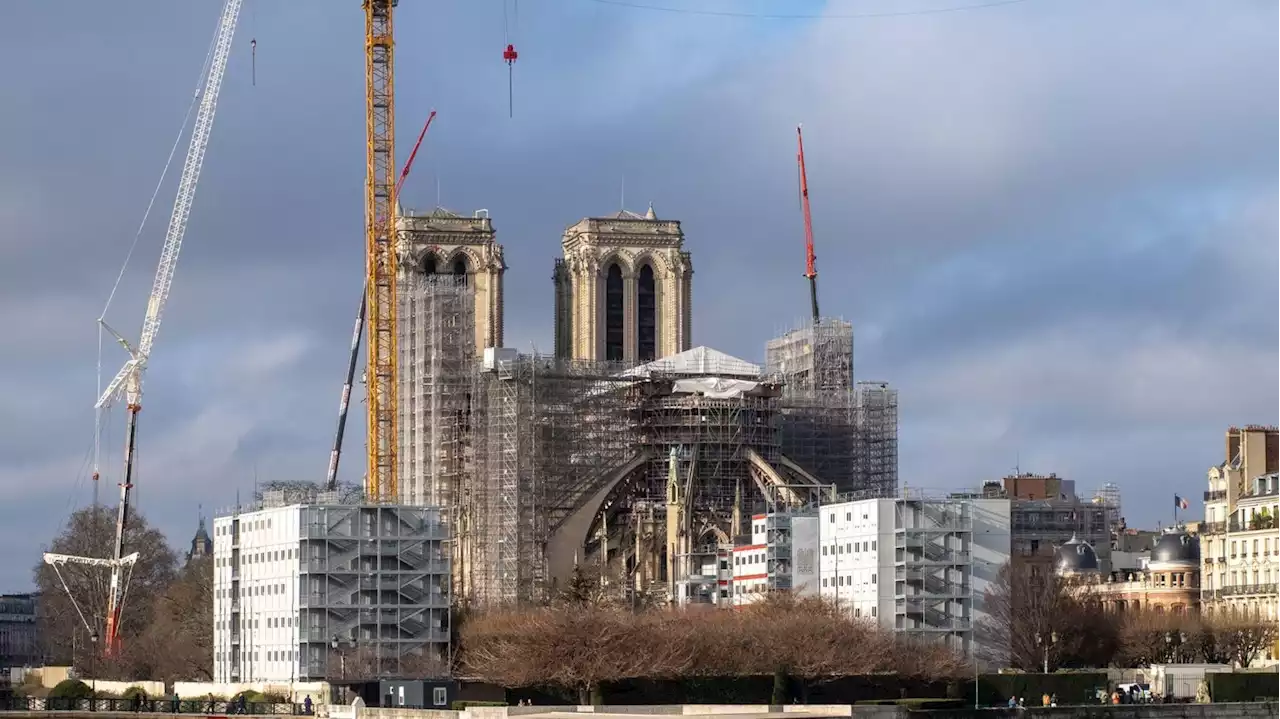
[817,496,1011,662]
[730,511,820,606]
[212,493,451,683]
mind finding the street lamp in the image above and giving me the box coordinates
[330,636,346,681]
[88,631,98,712]
[1164,631,1187,664]
[1035,631,1059,674]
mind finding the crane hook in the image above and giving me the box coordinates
[251,38,257,87]
[503,44,518,118]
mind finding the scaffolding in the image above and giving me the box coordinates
[765,318,853,393]
[767,319,897,500]
[294,503,450,680]
[398,274,475,509]
[463,355,636,606]
[855,381,899,498]
[450,341,894,607]
[894,497,974,657]
[634,380,780,517]
[212,492,450,683]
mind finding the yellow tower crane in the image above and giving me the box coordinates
[364,0,399,502]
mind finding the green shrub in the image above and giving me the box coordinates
[49,679,92,700]
[1208,671,1280,703]
[121,686,148,700]
[977,672,1107,706]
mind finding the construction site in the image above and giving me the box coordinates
[42,0,899,683]
[394,208,899,606]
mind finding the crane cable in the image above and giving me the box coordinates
[503,0,519,117]
[92,21,219,510]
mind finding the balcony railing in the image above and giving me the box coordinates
[1218,583,1280,597]
[1204,490,1227,502]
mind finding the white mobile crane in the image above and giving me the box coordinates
[44,0,243,657]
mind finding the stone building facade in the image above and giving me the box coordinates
[1058,529,1201,615]
[396,207,505,353]
[553,206,693,363]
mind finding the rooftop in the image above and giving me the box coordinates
[620,346,762,380]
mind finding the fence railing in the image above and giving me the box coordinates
[0,696,307,715]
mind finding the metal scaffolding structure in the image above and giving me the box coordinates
[855,381,899,498]
[633,381,781,517]
[295,503,450,680]
[461,355,636,606]
[765,318,854,393]
[390,321,896,607]
[398,274,475,509]
[213,490,450,683]
[894,497,974,656]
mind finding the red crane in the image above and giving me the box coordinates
[326,111,435,490]
[797,124,820,324]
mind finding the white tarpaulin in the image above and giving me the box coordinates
[671,377,762,399]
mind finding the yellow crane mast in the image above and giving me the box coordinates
[364,0,399,502]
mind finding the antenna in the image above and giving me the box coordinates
[796,124,819,324]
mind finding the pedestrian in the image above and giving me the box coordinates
[1041,693,1050,706]
[1007,696,1017,708]
[1050,693,1057,707]
[303,695,313,715]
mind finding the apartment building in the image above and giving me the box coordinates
[1201,426,1279,620]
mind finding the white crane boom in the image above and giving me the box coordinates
[98,0,242,410]
[68,0,243,656]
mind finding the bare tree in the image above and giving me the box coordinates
[1212,617,1278,668]
[460,593,968,704]
[34,506,178,678]
[1116,612,1179,667]
[980,564,1121,671]
[138,555,214,681]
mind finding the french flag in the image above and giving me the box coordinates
[1175,495,1189,510]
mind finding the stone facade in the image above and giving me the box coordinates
[553,206,692,363]
[1061,529,1201,615]
[396,208,505,354]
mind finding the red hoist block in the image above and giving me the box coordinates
[504,44,518,65]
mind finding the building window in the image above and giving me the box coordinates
[604,262,624,361]
[636,264,656,361]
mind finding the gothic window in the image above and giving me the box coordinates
[423,256,438,274]
[605,262,624,361]
[453,256,468,287]
[637,263,656,361]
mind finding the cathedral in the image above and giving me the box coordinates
[392,202,897,606]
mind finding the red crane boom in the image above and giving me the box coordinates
[797,124,820,324]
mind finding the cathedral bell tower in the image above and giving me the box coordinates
[553,204,692,363]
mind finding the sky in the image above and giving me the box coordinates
[0,0,1275,590]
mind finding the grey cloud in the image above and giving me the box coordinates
[0,0,1274,586]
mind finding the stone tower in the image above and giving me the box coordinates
[396,207,505,353]
[553,205,692,363]
[396,207,504,506]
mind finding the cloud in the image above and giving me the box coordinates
[0,0,1274,588]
